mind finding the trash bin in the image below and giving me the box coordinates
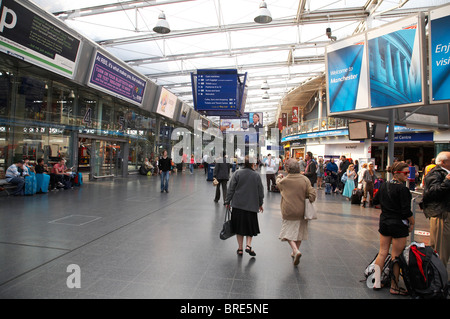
[207,164,215,181]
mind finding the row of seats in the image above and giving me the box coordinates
[0,172,83,196]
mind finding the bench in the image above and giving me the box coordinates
[0,179,15,195]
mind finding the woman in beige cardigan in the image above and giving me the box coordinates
[276,158,317,266]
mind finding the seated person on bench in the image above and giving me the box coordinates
[50,159,72,189]
[5,160,27,196]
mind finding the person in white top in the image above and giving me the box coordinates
[265,154,277,192]
[357,162,368,189]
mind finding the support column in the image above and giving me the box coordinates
[387,109,395,181]
[385,42,394,87]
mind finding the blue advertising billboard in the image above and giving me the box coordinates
[326,34,369,114]
[429,4,450,103]
[367,14,425,108]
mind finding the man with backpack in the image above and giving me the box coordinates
[422,151,450,269]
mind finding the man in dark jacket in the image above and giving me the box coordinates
[423,151,450,268]
[338,155,350,193]
[213,154,231,204]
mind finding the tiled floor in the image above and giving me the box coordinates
[0,169,445,299]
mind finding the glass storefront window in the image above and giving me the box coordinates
[77,91,98,128]
[0,71,12,117]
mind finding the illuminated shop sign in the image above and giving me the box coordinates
[0,0,81,78]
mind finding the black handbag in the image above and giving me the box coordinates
[220,207,235,240]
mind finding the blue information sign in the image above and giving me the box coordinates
[196,70,237,110]
[192,69,246,116]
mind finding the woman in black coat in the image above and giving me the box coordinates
[372,162,415,295]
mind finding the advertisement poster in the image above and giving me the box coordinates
[89,51,146,106]
[292,107,299,123]
[367,15,424,108]
[178,103,190,124]
[156,87,177,119]
[0,0,81,78]
[326,34,369,113]
[429,4,450,102]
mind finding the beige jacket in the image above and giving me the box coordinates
[276,173,317,220]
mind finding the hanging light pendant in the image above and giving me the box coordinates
[261,80,270,90]
[262,91,270,99]
[254,1,272,24]
[153,12,171,34]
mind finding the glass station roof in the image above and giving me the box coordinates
[31,0,450,125]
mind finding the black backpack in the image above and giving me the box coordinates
[393,243,449,299]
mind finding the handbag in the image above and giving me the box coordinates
[213,178,219,186]
[220,207,235,240]
[304,198,318,220]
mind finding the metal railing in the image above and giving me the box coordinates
[281,117,349,138]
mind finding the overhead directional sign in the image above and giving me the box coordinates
[191,69,247,117]
[196,71,237,110]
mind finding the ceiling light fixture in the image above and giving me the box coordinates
[153,12,170,34]
[262,91,270,99]
[254,1,272,24]
[260,80,270,90]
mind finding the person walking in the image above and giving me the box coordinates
[372,162,415,295]
[158,150,172,193]
[342,164,356,200]
[422,151,450,269]
[225,156,264,257]
[213,153,231,205]
[264,153,277,192]
[276,159,316,266]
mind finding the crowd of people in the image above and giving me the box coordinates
[208,149,450,295]
[1,157,79,196]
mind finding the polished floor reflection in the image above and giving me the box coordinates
[0,169,443,299]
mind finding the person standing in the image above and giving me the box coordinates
[303,151,317,187]
[342,164,356,200]
[189,154,195,174]
[225,156,264,257]
[326,158,338,193]
[372,162,415,295]
[213,153,230,204]
[338,155,350,193]
[5,160,26,196]
[264,153,277,192]
[422,151,450,269]
[276,159,316,266]
[362,162,377,207]
[316,157,325,190]
[158,150,172,193]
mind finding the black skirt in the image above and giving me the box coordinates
[231,207,260,237]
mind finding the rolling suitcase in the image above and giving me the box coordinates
[24,172,37,195]
[35,173,50,193]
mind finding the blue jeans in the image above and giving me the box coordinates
[8,177,25,195]
[160,171,170,191]
[189,164,194,173]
